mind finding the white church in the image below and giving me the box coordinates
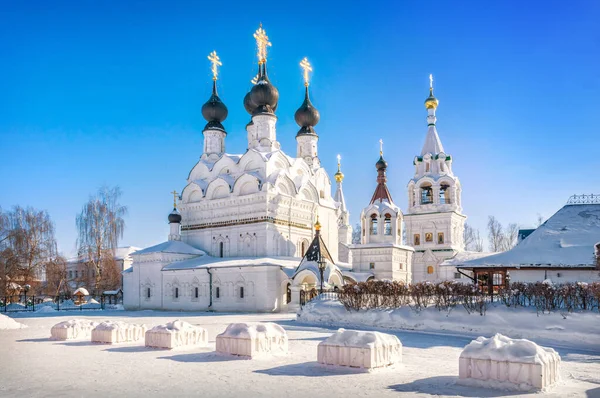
[122,25,600,313]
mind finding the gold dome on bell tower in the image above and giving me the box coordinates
[334,154,344,183]
[424,74,439,110]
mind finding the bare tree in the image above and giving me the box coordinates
[0,206,57,294]
[463,223,483,252]
[487,216,504,252]
[45,254,68,297]
[76,186,127,295]
[502,223,520,251]
[351,222,361,244]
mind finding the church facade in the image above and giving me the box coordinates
[123,26,466,313]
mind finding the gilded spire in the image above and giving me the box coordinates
[315,214,321,231]
[425,73,439,110]
[334,154,344,183]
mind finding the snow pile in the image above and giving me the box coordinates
[318,328,402,369]
[458,334,561,391]
[297,299,600,348]
[216,322,288,358]
[5,303,26,311]
[59,299,77,308]
[0,313,27,330]
[104,304,124,311]
[81,299,101,310]
[35,305,57,313]
[145,320,208,349]
[51,319,99,340]
[91,321,147,344]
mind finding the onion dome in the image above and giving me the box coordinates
[425,87,439,110]
[168,208,182,224]
[295,86,320,136]
[248,63,279,115]
[202,81,228,132]
[244,91,257,115]
[376,155,388,171]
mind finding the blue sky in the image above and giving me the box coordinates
[1,0,598,255]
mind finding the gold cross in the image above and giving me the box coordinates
[171,190,179,209]
[336,154,341,168]
[300,57,312,87]
[379,139,384,156]
[253,23,271,64]
[207,51,222,81]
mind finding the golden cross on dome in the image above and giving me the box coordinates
[253,23,271,64]
[379,139,384,156]
[207,51,222,81]
[170,190,179,209]
[300,57,312,87]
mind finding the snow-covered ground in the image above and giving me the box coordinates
[298,298,600,350]
[1,310,599,397]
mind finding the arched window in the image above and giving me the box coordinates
[370,214,378,235]
[147,288,151,299]
[440,183,450,204]
[427,266,434,274]
[301,240,307,256]
[421,183,433,204]
[286,283,291,304]
[194,287,199,299]
[219,242,224,258]
[384,214,392,235]
[174,287,179,299]
[425,162,430,172]
[216,287,220,299]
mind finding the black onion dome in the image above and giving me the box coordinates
[295,86,320,136]
[201,81,228,131]
[168,208,182,224]
[376,155,388,171]
[244,91,258,115]
[249,63,279,115]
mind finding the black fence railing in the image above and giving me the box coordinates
[1,295,106,312]
[299,289,339,308]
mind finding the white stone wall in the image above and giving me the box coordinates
[349,245,413,283]
[509,269,600,283]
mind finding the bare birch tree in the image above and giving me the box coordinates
[76,186,127,295]
[464,223,484,252]
[487,216,504,252]
[352,222,361,244]
[0,206,57,294]
[45,254,68,297]
[536,213,545,227]
[502,223,520,251]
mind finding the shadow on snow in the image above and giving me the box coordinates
[388,376,527,397]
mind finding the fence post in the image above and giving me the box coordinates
[57,298,60,311]
[32,296,35,312]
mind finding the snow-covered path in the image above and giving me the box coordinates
[1,311,598,398]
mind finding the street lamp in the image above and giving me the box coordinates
[23,284,31,305]
[317,258,326,294]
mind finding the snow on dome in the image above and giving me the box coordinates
[0,313,27,330]
[318,328,402,369]
[73,287,89,296]
[92,321,147,344]
[216,322,288,357]
[459,334,561,391]
[51,319,99,340]
[145,320,208,349]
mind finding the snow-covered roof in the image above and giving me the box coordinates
[457,203,600,269]
[68,246,142,263]
[162,256,300,271]
[133,240,206,256]
[441,251,495,267]
[103,289,122,295]
[342,271,374,283]
[73,287,89,296]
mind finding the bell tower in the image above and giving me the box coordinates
[405,75,466,282]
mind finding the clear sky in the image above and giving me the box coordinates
[1,0,599,256]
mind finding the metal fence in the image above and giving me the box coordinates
[1,295,106,312]
[299,289,339,308]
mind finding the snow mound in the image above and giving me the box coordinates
[146,320,208,349]
[461,333,559,365]
[92,321,147,344]
[51,319,99,340]
[216,322,288,357]
[0,313,27,330]
[459,334,561,391]
[220,322,286,340]
[104,304,124,311]
[318,329,402,369]
[59,299,76,308]
[35,305,57,313]
[321,328,400,348]
[5,303,26,311]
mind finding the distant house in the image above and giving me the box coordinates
[67,246,141,291]
[449,194,600,292]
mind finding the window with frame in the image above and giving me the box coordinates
[194,287,199,299]
[75,270,78,278]
[240,287,244,299]
[174,287,179,299]
[454,272,461,279]
[384,214,392,235]
[425,232,433,242]
[369,262,375,269]
[216,287,220,299]
[414,234,421,246]
[147,288,151,299]
[437,232,444,244]
[427,265,434,274]
[370,214,378,235]
[69,271,73,279]
[219,242,224,258]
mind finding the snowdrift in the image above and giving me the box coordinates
[0,314,27,330]
[51,319,99,340]
[145,320,208,349]
[297,298,600,348]
[91,321,147,344]
[216,322,288,357]
[458,333,561,391]
[317,328,402,369]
